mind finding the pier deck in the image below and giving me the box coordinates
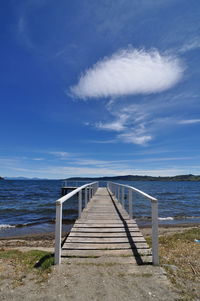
[62,187,152,263]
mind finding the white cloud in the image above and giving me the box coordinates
[9,165,195,178]
[118,132,152,145]
[178,119,200,125]
[180,38,200,53]
[70,47,184,99]
[95,102,153,145]
[48,151,71,159]
[96,121,126,131]
[95,113,128,132]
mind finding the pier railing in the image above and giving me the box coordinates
[55,181,99,265]
[107,182,159,265]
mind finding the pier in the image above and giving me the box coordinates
[55,182,159,266]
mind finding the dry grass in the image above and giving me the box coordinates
[0,249,54,286]
[147,227,200,300]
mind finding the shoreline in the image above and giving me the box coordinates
[0,223,199,250]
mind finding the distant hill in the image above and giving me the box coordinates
[4,177,51,180]
[0,176,4,180]
[65,174,200,182]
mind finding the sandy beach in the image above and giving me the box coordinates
[0,223,198,250]
[0,224,199,300]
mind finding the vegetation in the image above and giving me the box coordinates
[0,249,54,285]
[0,176,4,180]
[146,227,200,300]
[66,174,200,182]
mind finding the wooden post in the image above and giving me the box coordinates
[122,186,125,208]
[85,188,88,207]
[78,190,82,218]
[54,202,62,265]
[151,200,159,265]
[128,189,133,218]
[118,185,120,201]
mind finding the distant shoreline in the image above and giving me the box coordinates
[65,174,200,182]
[2,173,200,181]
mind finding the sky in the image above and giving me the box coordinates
[0,0,200,179]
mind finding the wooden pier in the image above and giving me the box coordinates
[61,187,152,263]
[55,181,158,265]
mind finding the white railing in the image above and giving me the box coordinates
[54,181,98,265]
[107,182,159,266]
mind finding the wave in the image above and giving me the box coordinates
[137,215,200,221]
[0,224,16,229]
[158,217,174,221]
[0,218,76,230]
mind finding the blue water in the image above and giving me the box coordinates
[0,180,199,237]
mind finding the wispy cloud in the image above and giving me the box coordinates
[48,151,71,159]
[96,121,125,131]
[2,153,200,178]
[118,132,152,146]
[178,119,200,125]
[94,102,153,145]
[8,165,195,178]
[95,113,128,132]
[180,37,200,53]
[70,47,184,99]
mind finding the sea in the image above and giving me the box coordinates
[0,180,199,237]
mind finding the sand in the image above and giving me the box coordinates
[0,223,197,250]
[0,224,198,301]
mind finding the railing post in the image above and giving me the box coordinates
[122,186,125,208]
[54,202,62,265]
[128,188,133,218]
[85,188,88,207]
[151,200,159,265]
[118,185,120,201]
[78,190,82,218]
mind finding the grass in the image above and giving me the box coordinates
[146,227,200,301]
[0,249,54,285]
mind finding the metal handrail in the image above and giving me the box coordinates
[54,181,99,264]
[107,181,159,266]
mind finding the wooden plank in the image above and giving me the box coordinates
[61,249,152,257]
[75,219,135,223]
[74,224,137,228]
[67,237,147,243]
[63,242,149,250]
[70,228,140,233]
[68,232,143,238]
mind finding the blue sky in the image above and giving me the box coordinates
[1,0,200,179]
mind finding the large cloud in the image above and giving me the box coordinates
[70,48,184,99]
